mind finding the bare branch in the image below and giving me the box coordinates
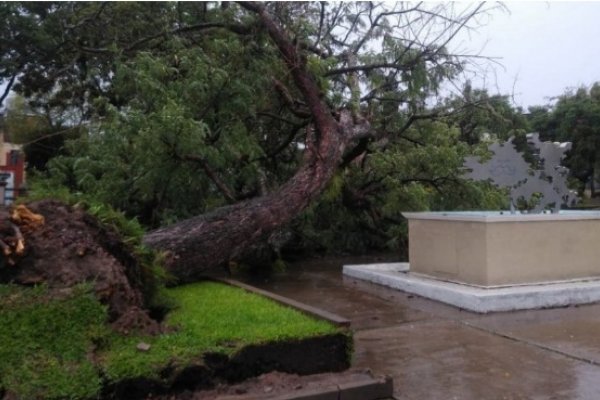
[0,73,18,109]
[324,60,421,77]
[316,2,326,44]
[264,122,308,159]
[435,3,486,56]
[19,126,82,147]
[126,21,253,52]
[352,3,423,55]
[256,111,301,126]
[272,79,311,118]
[63,2,108,31]
[181,154,237,203]
[75,21,254,56]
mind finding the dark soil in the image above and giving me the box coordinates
[106,333,351,399]
[0,200,161,334]
[150,369,382,399]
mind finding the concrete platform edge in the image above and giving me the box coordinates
[343,263,600,313]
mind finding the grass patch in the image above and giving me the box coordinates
[102,281,338,381]
[0,281,340,399]
[0,284,107,399]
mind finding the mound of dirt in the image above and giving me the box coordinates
[0,199,161,335]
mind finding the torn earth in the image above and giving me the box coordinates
[0,200,161,335]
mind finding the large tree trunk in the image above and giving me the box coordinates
[143,130,345,282]
[143,3,368,282]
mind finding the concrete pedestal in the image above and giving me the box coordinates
[404,211,600,287]
[343,211,600,312]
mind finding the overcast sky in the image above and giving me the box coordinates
[452,1,600,110]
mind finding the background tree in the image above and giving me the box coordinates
[529,83,600,196]
[444,82,530,145]
[3,95,83,170]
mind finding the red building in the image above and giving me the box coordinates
[0,133,26,204]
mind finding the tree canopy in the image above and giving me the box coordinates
[529,83,600,196]
[2,2,519,274]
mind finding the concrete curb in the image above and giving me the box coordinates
[216,375,394,400]
[211,277,351,328]
[343,263,600,313]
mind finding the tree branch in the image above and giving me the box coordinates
[272,79,311,118]
[324,61,418,77]
[341,137,370,168]
[76,21,255,55]
[181,154,237,203]
[316,2,326,45]
[0,73,18,109]
[352,3,423,55]
[240,2,339,148]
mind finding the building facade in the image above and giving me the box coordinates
[0,132,26,204]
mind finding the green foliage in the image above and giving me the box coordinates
[529,83,600,195]
[41,37,297,227]
[7,2,513,258]
[2,95,83,170]
[444,82,530,145]
[0,284,107,399]
[293,120,507,255]
[1,3,225,112]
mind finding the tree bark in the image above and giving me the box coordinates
[143,3,368,282]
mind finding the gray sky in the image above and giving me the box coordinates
[452,1,600,109]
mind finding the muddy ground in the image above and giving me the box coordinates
[0,200,162,333]
[150,369,385,399]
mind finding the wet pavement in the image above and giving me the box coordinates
[237,255,600,400]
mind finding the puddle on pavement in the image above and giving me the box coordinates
[234,254,600,400]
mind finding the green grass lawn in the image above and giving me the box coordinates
[0,281,340,399]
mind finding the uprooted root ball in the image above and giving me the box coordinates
[0,200,162,335]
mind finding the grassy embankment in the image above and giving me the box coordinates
[0,281,339,399]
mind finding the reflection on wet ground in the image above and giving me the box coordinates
[236,255,600,400]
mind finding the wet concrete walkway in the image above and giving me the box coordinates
[238,255,600,400]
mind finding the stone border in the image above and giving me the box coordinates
[217,375,394,400]
[211,277,351,328]
[343,263,600,313]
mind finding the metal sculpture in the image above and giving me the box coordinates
[463,133,578,213]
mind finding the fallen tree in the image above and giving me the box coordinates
[142,3,371,282]
[3,2,495,282]
[143,2,492,281]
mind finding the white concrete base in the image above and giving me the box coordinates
[343,263,600,313]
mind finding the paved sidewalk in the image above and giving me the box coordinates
[238,255,600,400]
